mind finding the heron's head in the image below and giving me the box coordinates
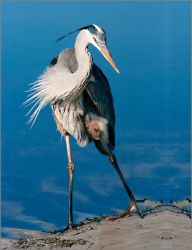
[85,24,119,73]
[57,24,119,74]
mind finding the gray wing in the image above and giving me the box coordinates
[86,64,115,128]
[85,64,115,153]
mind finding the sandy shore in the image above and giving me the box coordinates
[1,210,191,250]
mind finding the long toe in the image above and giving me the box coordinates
[105,200,144,221]
[105,208,132,221]
[51,224,75,235]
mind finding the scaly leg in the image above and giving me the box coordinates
[107,152,144,219]
[50,133,75,234]
[65,134,74,229]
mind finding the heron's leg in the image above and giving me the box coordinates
[65,134,74,229]
[107,152,144,219]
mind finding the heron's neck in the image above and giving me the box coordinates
[74,31,92,80]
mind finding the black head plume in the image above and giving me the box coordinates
[56,25,94,42]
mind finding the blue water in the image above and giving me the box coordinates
[2,1,191,237]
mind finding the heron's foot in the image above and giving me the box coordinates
[50,224,75,235]
[105,200,144,221]
[128,200,144,218]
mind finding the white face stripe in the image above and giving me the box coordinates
[93,24,103,33]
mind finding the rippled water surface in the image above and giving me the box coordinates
[2,1,190,237]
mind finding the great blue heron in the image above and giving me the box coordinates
[25,24,141,230]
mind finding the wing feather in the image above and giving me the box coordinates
[86,64,115,128]
[85,64,115,153]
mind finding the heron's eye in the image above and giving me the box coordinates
[93,37,97,42]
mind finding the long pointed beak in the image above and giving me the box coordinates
[100,45,120,74]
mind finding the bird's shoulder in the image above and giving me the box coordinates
[49,48,77,73]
